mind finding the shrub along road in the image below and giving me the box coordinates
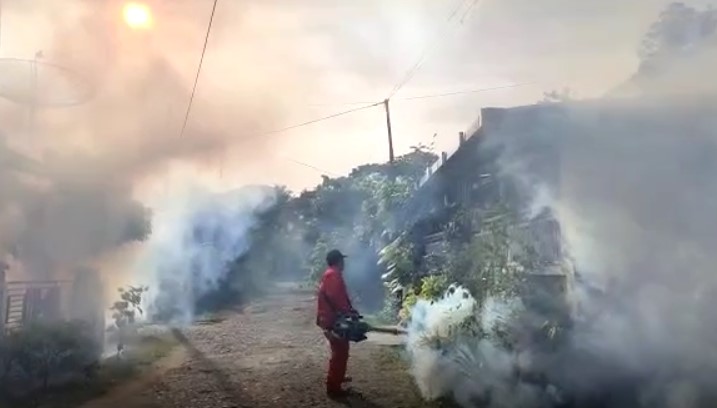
[82,283,439,408]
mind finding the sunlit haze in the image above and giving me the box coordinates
[0,0,697,196]
[122,2,153,30]
[3,1,717,406]
[1,0,712,283]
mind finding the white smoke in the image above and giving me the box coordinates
[403,93,717,408]
[406,285,478,400]
[135,185,277,324]
[406,285,561,407]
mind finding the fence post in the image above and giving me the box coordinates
[0,263,6,337]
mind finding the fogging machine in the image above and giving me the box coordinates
[331,313,407,343]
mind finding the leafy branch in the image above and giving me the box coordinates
[109,285,148,355]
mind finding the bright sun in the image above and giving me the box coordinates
[122,2,153,30]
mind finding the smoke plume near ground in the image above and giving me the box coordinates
[0,0,298,291]
[134,185,277,324]
[404,93,717,407]
[410,287,559,407]
[1,0,693,290]
[404,5,717,402]
[406,285,478,400]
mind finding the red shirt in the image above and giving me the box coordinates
[316,267,354,329]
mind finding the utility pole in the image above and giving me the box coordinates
[383,98,395,163]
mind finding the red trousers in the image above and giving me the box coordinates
[325,332,350,392]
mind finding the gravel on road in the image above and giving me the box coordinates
[83,284,437,408]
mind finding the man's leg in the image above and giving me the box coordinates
[326,335,350,395]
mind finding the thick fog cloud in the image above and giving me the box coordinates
[1,0,704,287]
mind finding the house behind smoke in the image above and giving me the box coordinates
[397,92,716,319]
[397,104,568,308]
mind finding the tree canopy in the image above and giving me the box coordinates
[224,145,437,310]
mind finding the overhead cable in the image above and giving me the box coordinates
[178,0,219,139]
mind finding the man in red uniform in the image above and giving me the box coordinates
[316,249,357,399]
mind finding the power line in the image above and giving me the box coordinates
[249,82,524,178]
[178,0,219,139]
[460,0,482,24]
[387,0,480,99]
[399,82,535,101]
[217,103,380,178]
[305,82,534,107]
[286,158,339,177]
[176,0,379,143]
[265,103,385,176]
[217,103,381,181]
[378,0,483,162]
[183,0,486,176]
[386,0,469,98]
[257,101,381,137]
[306,100,378,107]
[284,85,527,176]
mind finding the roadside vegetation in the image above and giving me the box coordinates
[0,286,177,408]
[1,4,708,407]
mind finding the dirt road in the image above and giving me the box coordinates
[84,284,434,408]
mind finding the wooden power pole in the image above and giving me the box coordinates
[383,99,395,163]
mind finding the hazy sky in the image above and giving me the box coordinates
[177,0,715,193]
[1,0,715,284]
[1,0,714,199]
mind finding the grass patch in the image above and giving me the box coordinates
[6,332,178,408]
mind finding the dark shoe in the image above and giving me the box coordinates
[327,388,351,400]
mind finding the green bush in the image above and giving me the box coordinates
[379,235,415,293]
[419,275,449,300]
[397,291,418,323]
[398,274,449,322]
[0,320,100,396]
[434,203,534,304]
